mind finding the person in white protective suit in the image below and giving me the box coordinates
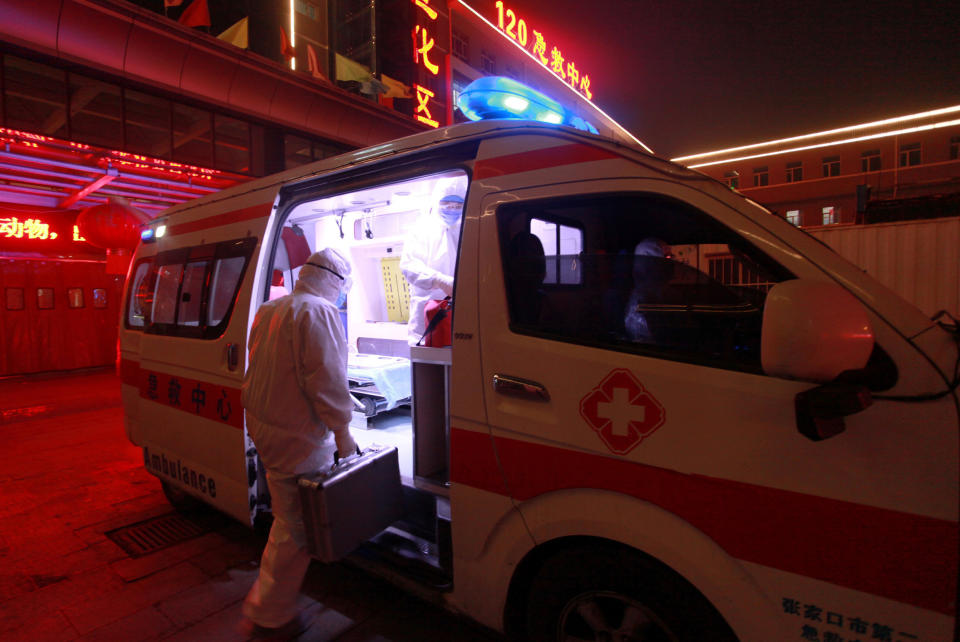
[239,248,358,640]
[399,183,465,344]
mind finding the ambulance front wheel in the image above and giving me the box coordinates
[161,481,209,514]
[525,544,737,642]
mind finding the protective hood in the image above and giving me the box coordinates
[295,248,352,301]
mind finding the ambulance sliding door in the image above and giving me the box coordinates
[477,178,956,639]
[136,203,272,525]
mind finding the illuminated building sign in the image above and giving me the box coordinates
[493,1,593,100]
[0,212,99,255]
[412,0,444,128]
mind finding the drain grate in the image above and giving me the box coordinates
[105,512,224,558]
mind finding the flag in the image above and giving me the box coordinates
[164,0,183,7]
[217,17,248,49]
[280,27,295,60]
[335,53,372,83]
[306,44,328,81]
[178,0,210,28]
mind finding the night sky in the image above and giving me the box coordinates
[513,0,960,158]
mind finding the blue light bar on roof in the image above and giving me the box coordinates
[457,76,598,134]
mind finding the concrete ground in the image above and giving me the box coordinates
[0,368,502,642]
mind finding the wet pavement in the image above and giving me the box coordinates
[0,368,503,641]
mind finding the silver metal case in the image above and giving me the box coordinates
[298,444,404,562]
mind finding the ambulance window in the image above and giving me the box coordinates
[177,261,208,326]
[207,256,245,326]
[530,217,583,285]
[126,259,156,328]
[152,264,183,325]
[498,193,793,373]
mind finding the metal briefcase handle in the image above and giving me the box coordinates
[333,445,363,467]
[492,373,550,401]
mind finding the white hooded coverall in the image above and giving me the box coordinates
[241,248,354,628]
[400,190,462,345]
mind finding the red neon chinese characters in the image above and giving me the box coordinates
[414,25,439,75]
[414,85,439,128]
[0,217,58,240]
[494,1,596,101]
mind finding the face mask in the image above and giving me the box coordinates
[438,202,463,226]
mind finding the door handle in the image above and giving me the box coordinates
[492,374,550,401]
[226,343,239,371]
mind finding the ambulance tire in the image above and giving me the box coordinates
[161,481,209,514]
[525,544,737,642]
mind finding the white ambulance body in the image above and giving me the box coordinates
[119,117,958,641]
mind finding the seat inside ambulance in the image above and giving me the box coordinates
[265,169,467,487]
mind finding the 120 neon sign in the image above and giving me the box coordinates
[493,0,593,100]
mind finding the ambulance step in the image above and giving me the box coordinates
[352,527,452,591]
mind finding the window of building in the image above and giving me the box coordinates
[898,142,921,167]
[822,156,840,177]
[452,29,469,62]
[214,114,250,174]
[496,193,791,372]
[67,288,84,308]
[785,161,803,183]
[752,166,768,187]
[480,50,496,75]
[951,137,960,160]
[861,150,881,172]
[92,288,107,309]
[822,206,837,225]
[5,287,24,311]
[68,74,123,150]
[3,56,68,139]
[723,171,739,189]
[786,210,800,226]
[173,103,213,167]
[125,89,171,159]
[37,287,54,310]
[529,217,583,285]
[284,134,314,169]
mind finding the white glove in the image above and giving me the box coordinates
[334,429,358,460]
[437,274,454,296]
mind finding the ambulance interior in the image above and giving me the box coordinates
[272,169,467,500]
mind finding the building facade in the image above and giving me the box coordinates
[673,107,960,228]
[0,0,641,375]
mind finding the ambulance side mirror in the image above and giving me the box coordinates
[762,280,876,441]
[762,279,875,383]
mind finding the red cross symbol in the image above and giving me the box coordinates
[579,368,665,454]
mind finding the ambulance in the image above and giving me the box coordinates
[118,77,959,641]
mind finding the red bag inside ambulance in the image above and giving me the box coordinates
[420,298,452,347]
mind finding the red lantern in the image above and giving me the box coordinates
[76,200,151,274]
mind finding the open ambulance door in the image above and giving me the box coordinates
[130,196,277,525]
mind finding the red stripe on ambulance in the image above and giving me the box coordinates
[166,202,272,237]
[450,427,957,616]
[473,143,619,180]
[137,367,244,430]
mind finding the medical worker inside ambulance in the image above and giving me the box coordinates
[399,182,466,345]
